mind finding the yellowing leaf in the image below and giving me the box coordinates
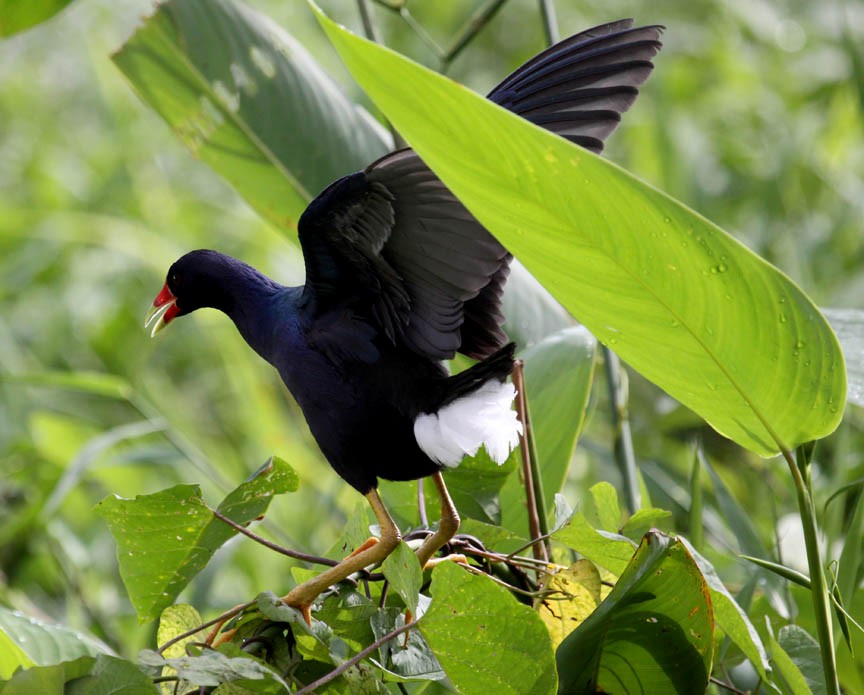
[537,560,602,650]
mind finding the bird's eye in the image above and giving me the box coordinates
[170,272,179,286]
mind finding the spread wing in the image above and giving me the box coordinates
[299,20,663,361]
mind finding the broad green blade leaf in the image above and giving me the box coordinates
[837,486,864,605]
[556,532,714,695]
[113,0,391,232]
[777,625,826,695]
[703,454,767,558]
[314,7,846,457]
[679,538,772,682]
[824,309,864,407]
[96,457,297,622]
[420,562,557,695]
[688,447,705,551]
[0,0,74,38]
[502,260,573,349]
[382,542,423,613]
[766,623,818,695]
[500,326,596,536]
[0,607,111,679]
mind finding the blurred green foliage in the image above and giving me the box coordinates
[0,0,862,690]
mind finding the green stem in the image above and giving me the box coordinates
[356,0,403,147]
[783,444,839,694]
[538,0,559,44]
[603,347,641,513]
[356,0,380,43]
[441,0,510,71]
[688,444,704,552]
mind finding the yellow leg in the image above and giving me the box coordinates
[281,489,401,624]
[415,472,460,568]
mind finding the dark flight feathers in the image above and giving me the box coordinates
[298,19,663,361]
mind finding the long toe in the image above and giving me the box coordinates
[280,591,314,626]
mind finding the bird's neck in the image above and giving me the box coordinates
[214,270,303,363]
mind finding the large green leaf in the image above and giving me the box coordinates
[420,562,557,694]
[0,0,74,38]
[766,623,824,695]
[556,532,714,694]
[96,457,297,622]
[678,538,772,683]
[113,0,391,231]
[776,625,825,695]
[0,608,111,680]
[502,260,573,349]
[313,6,845,457]
[824,309,864,407]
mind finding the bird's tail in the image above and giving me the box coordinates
[414,343,522,467]
[440,342,516,406]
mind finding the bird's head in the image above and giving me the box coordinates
[145,249,238,336]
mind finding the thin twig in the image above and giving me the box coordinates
[369,0,403,10]
[460,563,548,598]
[709,676,748,695]
[158,600,255,654]
[441,0,510,71]
[369,1,446,61]
[356,0,381,42]
[603,347,641,513]
[513,360,549,563]
[397,7,446,60]
[293,620,420,694]
[461,545,550,571]
[211,509,339,567]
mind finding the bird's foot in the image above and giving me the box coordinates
[346,536,380,558]
[210,627,238,648]
[279,590,314,626]
[422,553,468,570]
[277,536,383,626]
[203,602,250,646]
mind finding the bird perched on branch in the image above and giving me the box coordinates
[146,19,662,622]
